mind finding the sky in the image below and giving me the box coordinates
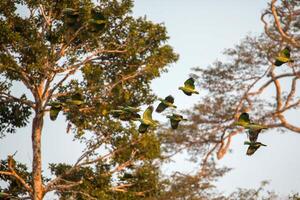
[1,0,300,199]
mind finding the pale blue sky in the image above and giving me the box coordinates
[1,0,300,199]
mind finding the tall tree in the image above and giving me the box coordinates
[0,0,177,199]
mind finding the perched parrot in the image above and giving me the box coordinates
[166,114,187,129]
[66,92,84,106]
[88,9,106,32]
[63,8,80,28]
[179,77,199,96]
[49,102,62,121]
[274,46,294,66]
[110,106,140,121]
[63,8,79,16]
[156,95,177,113]
[137,106,158,133]
[244,141,267,156]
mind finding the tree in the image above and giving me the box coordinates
[0,0,178,199]
[160,0,300,167]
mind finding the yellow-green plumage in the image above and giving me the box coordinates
[179,77,199,96]
[88,9,106,32]
[110,106,140,121]
[167,114,187,129]
[138,106,158,133]
[274,46,293,66]
[49,102,63,121]
[156,95,176,113]
[233,112,267,130]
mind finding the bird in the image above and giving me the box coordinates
[233,112,267,131]
[66,92,84,106]
[62,8,81,30]
[167,114,187,129]
[247,128,262,143]
[137,106,158,133]
[63,8,79,16]
[109,106,141,121]
[179,77,199,96]
[156,95,177,113]
[49,102,62,121]
[274,46,294,66]
[244,141,267,156]
[88,9,106,32]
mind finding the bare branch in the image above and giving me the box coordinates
[271,0,300,47]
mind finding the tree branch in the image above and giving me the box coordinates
[271,0,300,47]
[0,156,33,196]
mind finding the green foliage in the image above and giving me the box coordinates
[0,0,177,198]
[0,92,31,136]
[0,159,31,196]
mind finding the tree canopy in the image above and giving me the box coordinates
[1,0,300,199]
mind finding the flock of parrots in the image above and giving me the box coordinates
[109,77,198,133]
[234,45,294,155]
[51,7,295,156]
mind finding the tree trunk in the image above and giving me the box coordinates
[32,110,44,200]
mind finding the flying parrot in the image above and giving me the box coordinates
[166,114,187,129]
[179,77,199,96]
[156,95,177,113]
[137,106,158,133]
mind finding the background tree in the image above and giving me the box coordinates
[0,0,177,199]
[160,0,300,165]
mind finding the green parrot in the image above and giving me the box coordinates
[156,95,177,113]
[66,92,84,106]
[179,77,199,96]
[233,112,267,131]
[110,106,141,121]
[167,114,187,129]
[88,9,106,32]
[247,128,262,143]
[137,106,158,133]
[244,141,267,156]
[274,46,294,66]
[63,8,80,28]
[63,8,79,16]
[49,101,63,121]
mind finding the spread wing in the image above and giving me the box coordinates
[184,78,195,90]
[156,103,167,113]
[247,129,261,142]
[143,106,153,121]
[165,95,174,104]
